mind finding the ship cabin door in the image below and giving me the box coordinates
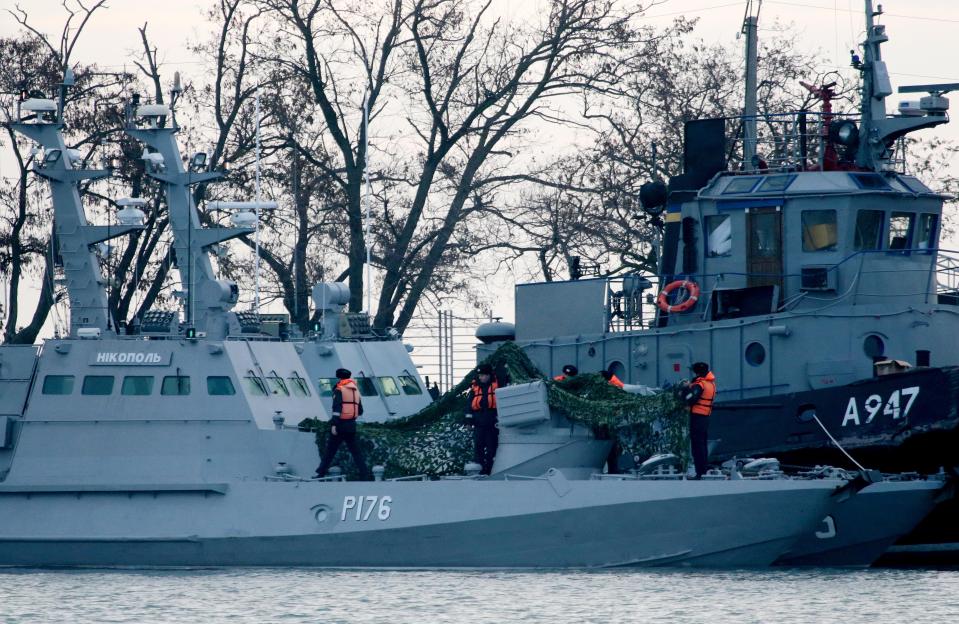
[746,206,783,295]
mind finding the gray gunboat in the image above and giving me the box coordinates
[0,76,912,570]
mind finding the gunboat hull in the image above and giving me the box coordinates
[0,478,843,568]
[775,480,945,567]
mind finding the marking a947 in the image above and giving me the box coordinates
[341,495,392,521]
[841,386,919,427]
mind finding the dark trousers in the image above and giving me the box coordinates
[316,419,369,480]
[473,424,499,476]
[689,413,709,477]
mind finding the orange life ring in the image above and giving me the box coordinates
[657,280,700,313]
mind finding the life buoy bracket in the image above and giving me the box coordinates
[656,279,700,313]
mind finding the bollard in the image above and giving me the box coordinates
[372,465,385,481]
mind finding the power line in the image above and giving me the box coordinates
[765,0,959,24]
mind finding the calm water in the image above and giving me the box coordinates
[1,567,957,623]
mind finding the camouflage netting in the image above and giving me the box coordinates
[298,341,689,478]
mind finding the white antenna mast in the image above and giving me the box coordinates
[362,90,373,315]
[254,82,262,313]
[742,0,761,170]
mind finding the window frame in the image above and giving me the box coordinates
[854,209,885,251]
[354,377,378,397]
[377,376,401,396]
[121,375,154,396]
[288,372,312,397]
[207,375,237,396]
[801,209,839,253]
[42,374,75,395]
[398,375,423,396]
[242,371,269,397]
[161,375,191,396]
[81,375,115,396]
[887,211,916,253]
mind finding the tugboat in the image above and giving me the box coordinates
[481,0,959,561]
[0,54,941,569]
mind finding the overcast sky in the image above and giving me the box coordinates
[3,0,959,333]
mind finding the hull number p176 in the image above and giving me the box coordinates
[342,495,392,521]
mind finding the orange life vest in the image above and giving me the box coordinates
[607,374,625,389]
[553,374,567,381]
[690,372,716,416]
[336,379,361,420]
[470,379,498,411]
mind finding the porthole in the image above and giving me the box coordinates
[745,342,766,366]
[863,334,885,359]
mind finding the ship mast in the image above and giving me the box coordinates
[741,0,761,170]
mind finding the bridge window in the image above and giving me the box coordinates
[207,376,236,396]
[850,173,892,190]
[888,212,914,251]
[161,375,191,396]
[917,214,938,253]
[266,372,290,396]
[705,215,732,257]
[288,373,311,397]
[854,210,884,250]
[121,376,154,396]
[82,375,114,395]
[757,174,796,192]
[801,210,837,252]
[355,377,378,397]
[398,375,423,395]
[723,177,761,194]
[378,377,401,396]
[42,375,74,395]
[243,372,268,397]
[317,378,337,397]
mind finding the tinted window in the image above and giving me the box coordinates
[398,375,423,396]
[82,375,114,395]
[723,177,761,194]
[243,374,268,397]
[706,215,732,257]
[355,377,378,397]
[801,210,837,252]
[42,375,74,395]
[757,175,796,192]
[854,210,884,250]
[917,214,938,252]
[207,376,236,396]
[161,375,191,396]
[266,373,290,396]
[850,173,891,190]
[888,212,914,250]
[121,376,154,396]
[378,377,400,396]
[317,378,337,397]
[288,373,311,397]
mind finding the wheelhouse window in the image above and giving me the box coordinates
[121,376,154,396]
[354,377,378,397]
[801,210,838,252]
[888,212,915,250]
[378,376,401,396]
[705,215,732,257]
[854,210,884,251]
[398,375,423,396]
[207,376,236,396]
[161,375,191,396]
[42,375,74,395]
[266,372,290,396]
[317,378,337,397]
[82,375,114,395]
[243,372,268,397]
[288,372,311,397]
[917,214,938,252]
